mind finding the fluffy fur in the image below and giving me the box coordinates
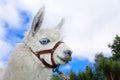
[0,7,72,80]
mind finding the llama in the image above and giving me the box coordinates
[1,7,72,80]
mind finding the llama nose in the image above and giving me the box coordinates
[64,50,72,56]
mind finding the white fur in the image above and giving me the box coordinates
[0,7,72,80]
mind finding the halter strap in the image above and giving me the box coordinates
[25,41,63,68]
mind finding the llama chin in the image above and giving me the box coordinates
[1,7,72,80]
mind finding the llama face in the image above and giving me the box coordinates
[24,7,72,66]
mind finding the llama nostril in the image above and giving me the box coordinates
[64,50,72,56]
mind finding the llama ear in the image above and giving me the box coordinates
[55,18,65,30]
[31,7,45,36]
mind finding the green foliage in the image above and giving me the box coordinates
[70,71,77,80]
[51,75,61,80]
[79,66,97,80]
[108,35,120,60]
[94,52,120,80]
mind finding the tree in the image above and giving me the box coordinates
[78,66,97,80]
[70,71,77,80]
[51,75,61,80]
[94,53,120,80]
[108,35,120,60]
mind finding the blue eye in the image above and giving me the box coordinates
[39,38,50,45]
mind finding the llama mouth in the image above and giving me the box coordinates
[57,56,72,63]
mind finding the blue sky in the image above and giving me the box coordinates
[60,58,90,74]
[1,0,120,74]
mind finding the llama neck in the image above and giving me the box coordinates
[2,43,53,80]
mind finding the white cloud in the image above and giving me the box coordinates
[62,65,71,70]
[55,0,120,62]
[0,39,13,68]
[8,0,45,14]
[0,40,13,59]
[0,4,21,28]
[0,21,13,67]
[0,22,6,39]
[0,0,45,28]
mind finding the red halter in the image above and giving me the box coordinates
[26,41,63,68]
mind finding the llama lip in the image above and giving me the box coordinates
[57,56,72,63]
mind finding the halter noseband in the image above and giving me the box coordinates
[26,41,63,68]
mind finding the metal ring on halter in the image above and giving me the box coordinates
[52,66,59,72]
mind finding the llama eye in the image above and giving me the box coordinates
[39,38,50,45]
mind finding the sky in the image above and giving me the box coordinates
[0,0,120,73]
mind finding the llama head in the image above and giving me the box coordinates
[24,7,72,66]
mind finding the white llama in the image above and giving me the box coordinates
[1,7,72,80]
